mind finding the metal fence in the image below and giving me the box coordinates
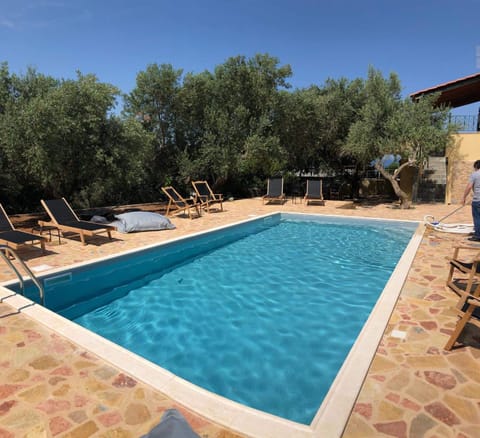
[449,114,479,132]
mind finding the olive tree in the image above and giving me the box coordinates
[343,67,456,209]
[0,67,154,210]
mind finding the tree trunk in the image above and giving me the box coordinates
[374,161,412,209]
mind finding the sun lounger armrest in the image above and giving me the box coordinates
[38,220,53,227]
[466,295,480,306]
[457,290,480,301]
[451,245,480,260]
[454,245,480,250]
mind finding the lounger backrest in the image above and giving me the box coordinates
[267,178,283,196]
[205,182,216,198]
[0,204,14,232]
[162,187,187,207]
[42,198,79,224]
[306,180,321,196]
[193,181,210,198]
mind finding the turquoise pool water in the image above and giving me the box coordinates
[40,214,416,424]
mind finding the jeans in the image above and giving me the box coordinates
[472,201,480,237]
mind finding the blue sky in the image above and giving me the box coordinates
[1,0,479,114]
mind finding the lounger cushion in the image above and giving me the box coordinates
[0,230,43,244]
[63,220,111,231]
[113,211,175,233]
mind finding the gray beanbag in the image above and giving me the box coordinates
[112,211,176,233]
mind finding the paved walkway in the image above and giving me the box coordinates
[0,199,479,437]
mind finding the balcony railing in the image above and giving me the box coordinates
[449,114,480,132]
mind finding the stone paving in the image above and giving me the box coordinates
[0,198,479,437]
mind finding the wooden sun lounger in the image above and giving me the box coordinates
[262,177,286,204]
[192,180,223,213]
[161,186,202,219]
[40,198,114,245]
[444,294,480,350]
[0,204,46,254]
[446,245,480,303]
[304,179,325,205]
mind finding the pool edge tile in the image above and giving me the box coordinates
[0,212,424,438]
[310,222,424,437]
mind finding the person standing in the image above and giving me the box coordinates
[463,160,480,241]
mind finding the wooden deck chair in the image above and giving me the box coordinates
[0,204,46,254]
[444,294,480,350]
[40,198,114,245]
[161,186,202,219]
[304,179,325,206]
[192,181,223,213]
[262,177,286,205]
[446,246,480,306]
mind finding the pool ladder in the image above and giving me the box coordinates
[0,245,45,306]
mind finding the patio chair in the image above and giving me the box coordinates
[0,204,46,254]
[304,179,325,206]
[444,294,480,350]
[262,177,286,205]
[446,245,480,303]
[192,180,223,213]
[161,186,202,219]
[40,198,114,245]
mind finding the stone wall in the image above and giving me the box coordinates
[446,133,480,204]
[449,160,472,204]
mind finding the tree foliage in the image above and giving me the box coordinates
[0,65,154,211]
[0,59,457,212]
[343,67,455,208]
[196,54,291,187]
[276,77,365,175]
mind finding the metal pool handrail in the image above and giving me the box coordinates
[0,245,44,306]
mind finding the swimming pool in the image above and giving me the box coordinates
[13,212,418,425]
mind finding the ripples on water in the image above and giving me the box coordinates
[74,218,415,424]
